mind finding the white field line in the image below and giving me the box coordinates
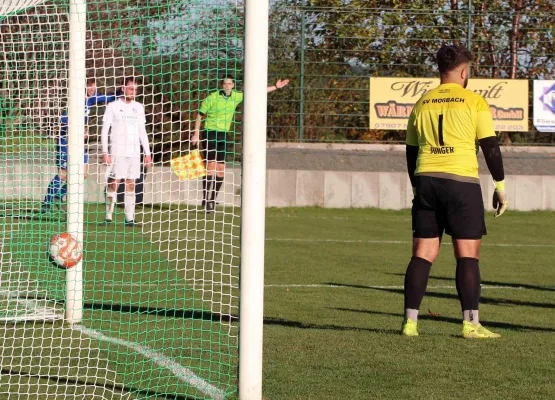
[265,238,555,248]
[72,325,226,400]
[266,215,412,221]
[266,214,543,224]
[264,284,526,290]
[74,233,555,249]
[82,282,539,291]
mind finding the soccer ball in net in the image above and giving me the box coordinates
[49,233,83,268]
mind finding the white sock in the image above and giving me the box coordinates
[463,310,479,325]
[106,191,116,220]
[405,308,419,322]
[124,192,135,222]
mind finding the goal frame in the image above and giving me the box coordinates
[0,0,87,324]
[65,0,86,325]
[239,1,268,399]
[66,0,271,395]
[0,0,268,397]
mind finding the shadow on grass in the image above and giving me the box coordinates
[0,208,64,222]
[328,282,555,309]
[386,272,555,292]
[140,203,235,213]
[84,301,238,323]
[332,308,555,333]
[263,316,399,335]
[0,367,193,400]
[22,293,238,324]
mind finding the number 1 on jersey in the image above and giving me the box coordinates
[438,114,445,146]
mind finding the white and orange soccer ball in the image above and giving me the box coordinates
[49,233,83,268]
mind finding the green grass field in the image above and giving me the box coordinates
[0,202,240,400]
[1,205,554,399]
[263,208,555,400]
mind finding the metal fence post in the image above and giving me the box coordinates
[299,8,305,142]
[467,0,473,77]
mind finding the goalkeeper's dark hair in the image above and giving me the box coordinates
[122,76,137,86]
[436,44,473,75]
[86,77,96,86]
[220,75,234,83]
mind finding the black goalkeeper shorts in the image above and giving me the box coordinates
[412,175,487,240]
[201,130,228,163]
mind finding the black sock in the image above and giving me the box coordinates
[456,257,481,311]
[213,176,224,202]
[404,256,432,310]
[204,174,215,202]
[202,175,208,201]
[210,175,219,201]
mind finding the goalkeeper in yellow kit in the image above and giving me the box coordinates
[401,44,508,339]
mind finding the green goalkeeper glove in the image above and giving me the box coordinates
[492,180,508,217]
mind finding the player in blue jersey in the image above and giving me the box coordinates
[41,78,119,213]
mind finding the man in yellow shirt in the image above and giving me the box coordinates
[402,44,508,339]
[192,75,289,213]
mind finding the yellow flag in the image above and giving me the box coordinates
[170,149,206,181]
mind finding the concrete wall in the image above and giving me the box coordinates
[86,163,243,207]
[266,169,555,211]
[0,162,242,207]
[267,142,555,154]
[1,162,553,211]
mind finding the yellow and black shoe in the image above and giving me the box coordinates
[401,318,419,337]
[462,321,501,339]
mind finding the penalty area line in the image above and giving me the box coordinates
[72,325,226,400]
[77,235,552,249]
[82,283,536,290]
[265,238,555,248]
[264,284,527,290]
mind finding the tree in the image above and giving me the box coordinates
[267,0,554,143]
[86,0,245,161]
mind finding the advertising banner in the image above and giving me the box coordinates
[369,77,529,131]
[533,80,555,132]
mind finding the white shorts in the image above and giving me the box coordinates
[106,156,141,180]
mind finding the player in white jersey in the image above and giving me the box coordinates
[101,77,152,226]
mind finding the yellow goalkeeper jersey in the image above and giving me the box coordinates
[406,83,496,179]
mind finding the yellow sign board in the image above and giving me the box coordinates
[369,77,529,131]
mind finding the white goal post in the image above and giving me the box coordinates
[239,2,268,399]
[0,0,86,324]
[65,0,86,324]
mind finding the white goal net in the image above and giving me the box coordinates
[0,0,252,398]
